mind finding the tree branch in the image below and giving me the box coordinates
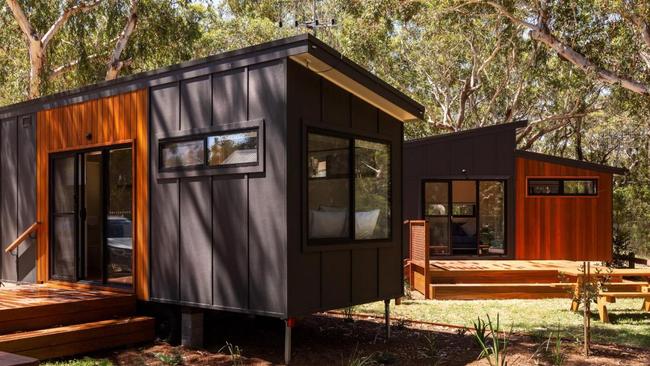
[5,0,38,41]
[106,0,138,80]
[464,1,650,96]
[42,0,104,48]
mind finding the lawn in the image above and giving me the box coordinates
[357,298,650,348]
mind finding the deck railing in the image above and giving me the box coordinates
[5,222,39,254]
[405,220,430,298]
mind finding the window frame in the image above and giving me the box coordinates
[155,119,264,179]
[527,177,598,197]
[303,126,393,248]
[421,179,508,258]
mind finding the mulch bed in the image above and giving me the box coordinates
[67,312,650,365]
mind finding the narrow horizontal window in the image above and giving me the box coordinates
[528,178,597,196]
[563,179,597,195]
[207,130,258,167]
[160,139,204,169]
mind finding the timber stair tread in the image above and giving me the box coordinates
[0,316,155,360]
[0,285,154,361]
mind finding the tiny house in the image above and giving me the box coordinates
[403,121,626,261]
[0,34,424,352]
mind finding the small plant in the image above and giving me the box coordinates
[372,351,398,365]
[153,350,183,366]
[343,348,377,366]
[418,334,440,365]
[220,342,244,366]
[343,306,357,322]
[550,326,565,366]
[455,327,468,336]
[472,317,489,350]
[403,277,412,299]
[472,314,511,366]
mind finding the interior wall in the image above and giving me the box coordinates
[515,157,613,261]
[0,115,36,283]
[35,89,149,299]
[286,59,403,316]
[149,61,287,317]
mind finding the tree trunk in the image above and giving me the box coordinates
[28,40,45,98]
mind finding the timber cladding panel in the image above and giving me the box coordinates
[515,157,613,261]
[35,89,149,299]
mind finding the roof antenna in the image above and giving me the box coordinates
[278,0,337,38]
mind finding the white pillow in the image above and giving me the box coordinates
[310,209,347,238]
[461,221,477,237]
[355,209,381,239]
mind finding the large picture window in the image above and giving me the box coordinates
[528,178,597,196]
[307,131,391,243]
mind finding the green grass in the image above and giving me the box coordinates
[357,298,650,348]
[41,358,113,366]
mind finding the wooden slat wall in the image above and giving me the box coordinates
[514,157,613,261]
[36,89,149,300]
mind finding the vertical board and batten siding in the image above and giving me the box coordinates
[0,114,36,283]
[35,89,149,299]
[402,127,517,258]
[285,59,403,316]
[515,157,613,261]
[149,61,287,316]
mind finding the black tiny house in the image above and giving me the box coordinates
[0,34,424,357]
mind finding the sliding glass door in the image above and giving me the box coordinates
[423,180,506,257]
[50,145,133,286]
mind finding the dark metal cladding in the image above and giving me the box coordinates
[17,116,37,282]
[1,118,19,281]
[285,59,404,317]
[403,121,523,259]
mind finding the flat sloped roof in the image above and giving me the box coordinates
[515,150,627,175]
[0,34,424,122]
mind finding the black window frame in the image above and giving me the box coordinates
[155,119,264,179]
[421,179,508,258]
[527,178,598,196]
[305,127,393,247]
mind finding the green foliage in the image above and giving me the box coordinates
[471,314,511,366]
[42,358,113,366]
[219,341,244,366]
[343,347,378,366]
[153,350,183,366]
[418,333,441,365]
[2,0,649,254]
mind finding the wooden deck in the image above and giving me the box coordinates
[408,260,649,300]
[0,284,154,360]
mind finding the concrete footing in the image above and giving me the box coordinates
[181,309,204,348]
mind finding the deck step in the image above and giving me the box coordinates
[0,316,155,360]
[430,283,573,300]
[0,293,136,335]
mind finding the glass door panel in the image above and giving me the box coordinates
[479,181,506,255]
[423,182,450,255]
[451,180,477,255]
[51,156,77,280]
[106,148,133,286]
[82,152,103,282]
